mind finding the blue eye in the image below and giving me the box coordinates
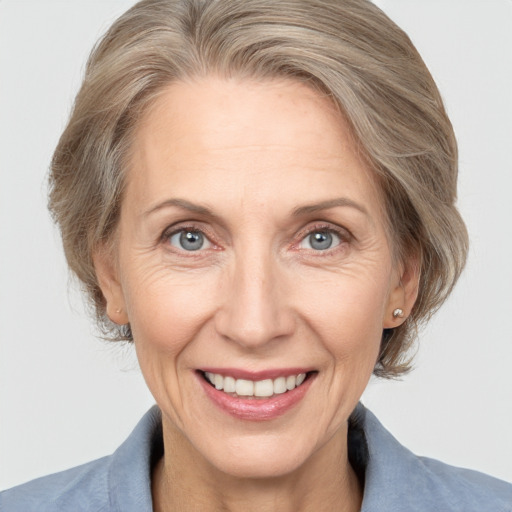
[299,230,341,251]
[169,230,211,251]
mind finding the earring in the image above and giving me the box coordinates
[115,308,122,314]
[393,308,404,319]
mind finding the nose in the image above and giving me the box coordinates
[214,250,295,349]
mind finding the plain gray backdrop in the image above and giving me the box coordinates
[1,0,511,490]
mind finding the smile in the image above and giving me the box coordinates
[203,371,308,398]
[198,369,317,421]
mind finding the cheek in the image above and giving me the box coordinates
[121,265,219,360]
[122,268,221,423]
[298,270,390,364]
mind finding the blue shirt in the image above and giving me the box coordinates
[1,404,511,511]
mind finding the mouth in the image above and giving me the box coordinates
[196,369,317,421]
[200,370,315,399]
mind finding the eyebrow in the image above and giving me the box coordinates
[143,196,369,220]
[292,198,369,217]
[143,198,215,218]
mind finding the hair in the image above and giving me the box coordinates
[48,0,468,378]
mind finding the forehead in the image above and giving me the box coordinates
[126,76,385,221]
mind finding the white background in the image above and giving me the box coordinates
[1,0,511,490]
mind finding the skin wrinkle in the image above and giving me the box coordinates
[94,76,418,512]
[140,202,373,264]
[50,1,466,380]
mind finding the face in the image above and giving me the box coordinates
[96,77,413,478]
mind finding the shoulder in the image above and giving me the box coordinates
[356,404,512,512]
[0,457,112,512]
[415,455,512,510]
[0,406,162,512]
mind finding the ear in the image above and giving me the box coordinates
[92,244,129,325]
[383,255,420,329]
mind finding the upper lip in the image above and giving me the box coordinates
[198,367,316,380]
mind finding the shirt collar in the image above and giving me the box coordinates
[109,405,162,511]
[107,403,507,512]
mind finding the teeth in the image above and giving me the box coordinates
[273,376,287,394]
[203,371,309,397]
[254,379,273,397]
[224,376,236,393]
[235,379,254,396]
[286,375,296,390]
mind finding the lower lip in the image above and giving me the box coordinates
[197,373,316,421]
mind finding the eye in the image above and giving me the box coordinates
[168,229,212,251]
[299,230,342,251]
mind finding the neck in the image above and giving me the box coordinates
[152,419,363,512]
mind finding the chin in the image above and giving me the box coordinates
[195,430,321,480]
[214,447,309,479]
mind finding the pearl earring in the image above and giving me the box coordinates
[393,308,404,318]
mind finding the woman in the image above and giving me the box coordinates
[1,0,511,510]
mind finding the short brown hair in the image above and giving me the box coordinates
[49,0,468,378]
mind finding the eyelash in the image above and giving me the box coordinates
[161,223,218,254]
[293,223,352,255]
[161,222,352,255]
